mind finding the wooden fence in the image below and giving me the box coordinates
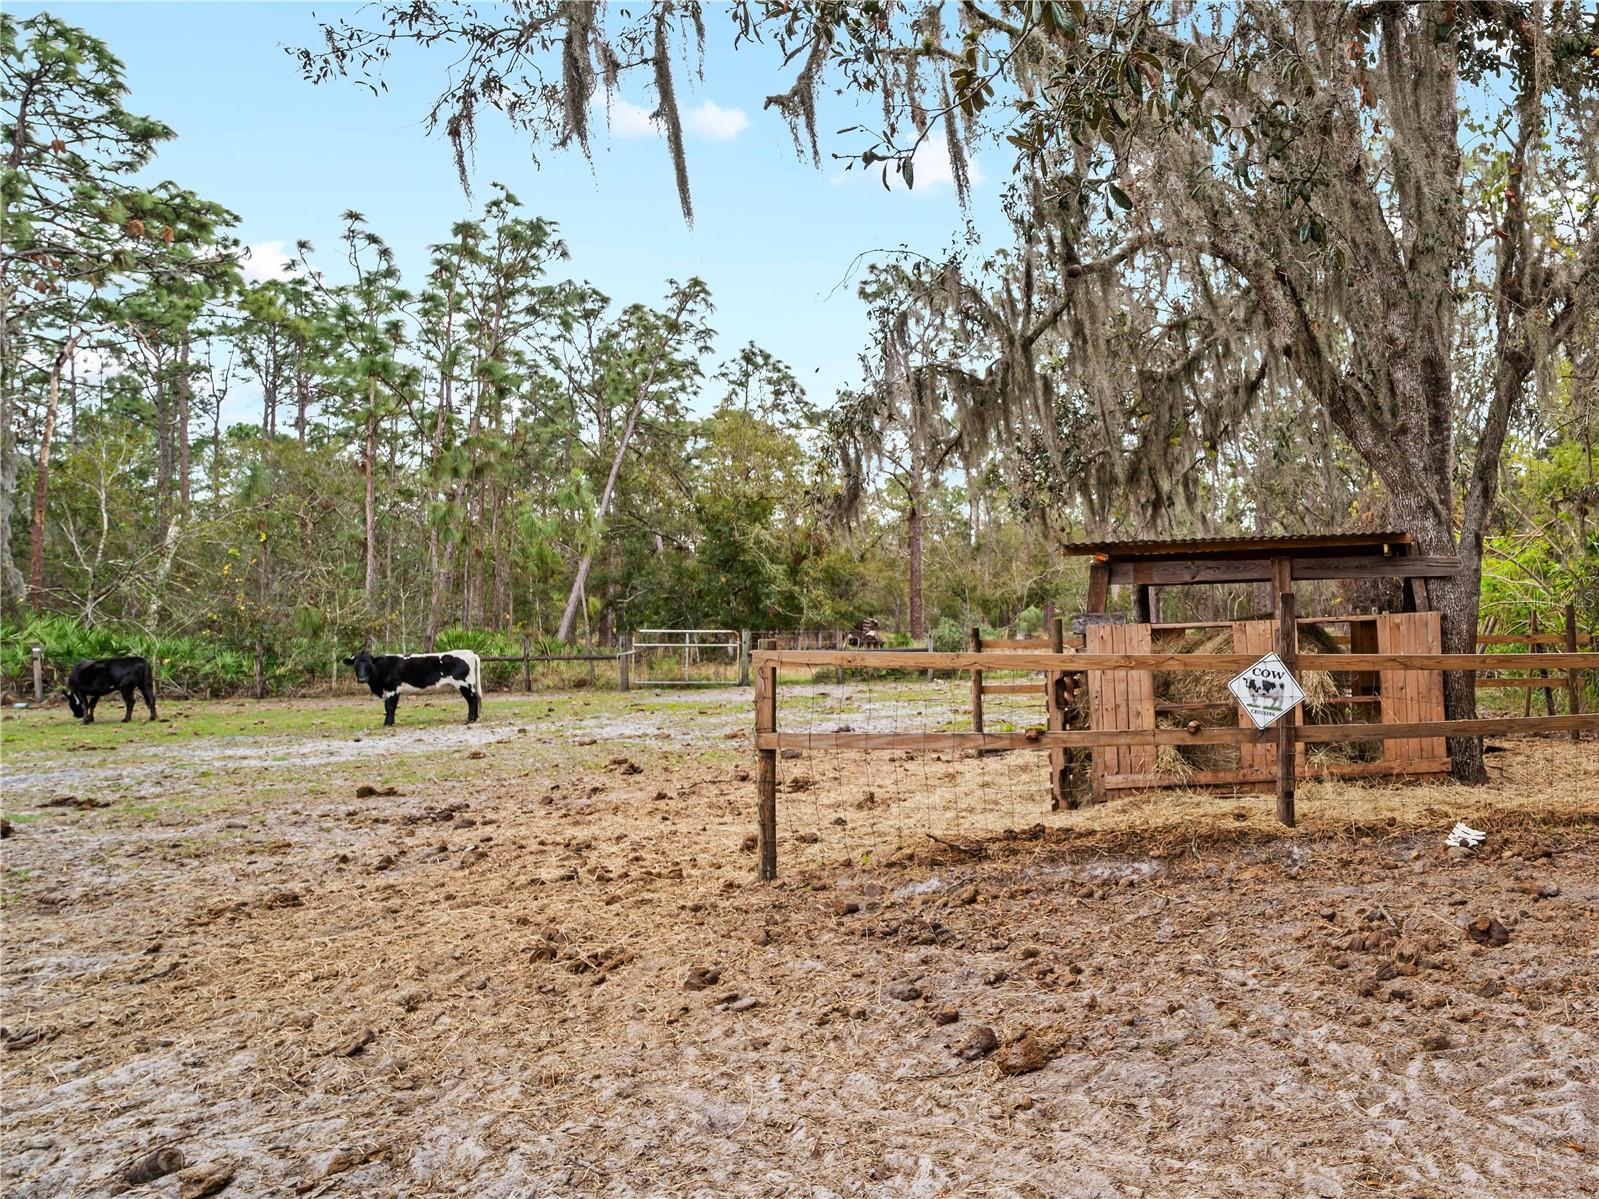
[750,642,1599,880]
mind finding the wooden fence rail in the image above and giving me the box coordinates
[753,649,1597,672]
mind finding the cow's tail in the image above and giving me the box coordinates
[467,650,483,697]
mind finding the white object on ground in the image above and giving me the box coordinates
[1445,821,1486,848]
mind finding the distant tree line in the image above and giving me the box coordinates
[3,9,1595,722]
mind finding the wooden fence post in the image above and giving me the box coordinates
[32,645,43,702]
[970,626,984,753]
[1524,611,1538,717]
[254,639,266,700]
[1537,610,1556,715]
[755,639,779,880]
[835,629,845,686]
[619,632,631,692]
[1567,603,1581,741]
[1275,582,1298,828]
[1047,616,1071,810]
[521,634,533,692]
[737,630,751,687]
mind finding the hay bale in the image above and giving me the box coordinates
[1156,628,1236,706]
[1153,744,1195,781]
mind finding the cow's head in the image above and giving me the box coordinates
[63,689,83,718]
[343,650,375,684]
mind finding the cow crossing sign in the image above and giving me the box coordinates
[1228,652,1306,730]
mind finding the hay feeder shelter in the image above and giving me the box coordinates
[1062,532,1459,801]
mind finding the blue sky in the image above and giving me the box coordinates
[24,2,1012,422]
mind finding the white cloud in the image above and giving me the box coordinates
[830,136,987,195]
[608,97,662,138]
[242,240,294,283]
[684,99,749,142]
[71,345,114,381]
[600,97,750,143]
[910,136,986,190]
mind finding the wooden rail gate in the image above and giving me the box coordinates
[751,645,1597,879]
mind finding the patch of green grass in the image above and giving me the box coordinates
[0,691,669,757]
[2,689,757,818]
[1,865,35,906]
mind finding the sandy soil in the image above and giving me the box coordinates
[3,691,1598,1198]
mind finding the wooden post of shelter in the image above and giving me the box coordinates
[32,645,43,702]
[1086,556,1110,614]
[1567,603,1581,741]
[755,638,779,880]
[1273,558,1297,827]
[1047,615,1071,810]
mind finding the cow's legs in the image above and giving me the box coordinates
[139,683,157,720]
[383,693,399,726]
[120,685,136,722]
[463,686,479,723]
[83,694,99,724]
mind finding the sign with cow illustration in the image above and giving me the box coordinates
[1227,652,1305,730]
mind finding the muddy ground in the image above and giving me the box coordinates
[2,689,1598,1198]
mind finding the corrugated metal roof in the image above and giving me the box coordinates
[1059,532,1415,558]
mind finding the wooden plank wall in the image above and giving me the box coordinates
[1229,618,1308,777]
[1378,612,1450,773]
[1087,622,1156,795]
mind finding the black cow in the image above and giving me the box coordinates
[344,649,482,726]
[64,657,157,724]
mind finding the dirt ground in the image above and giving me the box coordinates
[2,687,1598,1198]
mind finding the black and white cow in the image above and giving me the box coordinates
[64,656,157,724]
[1243,676,1284,707]
[344,649,482,726]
